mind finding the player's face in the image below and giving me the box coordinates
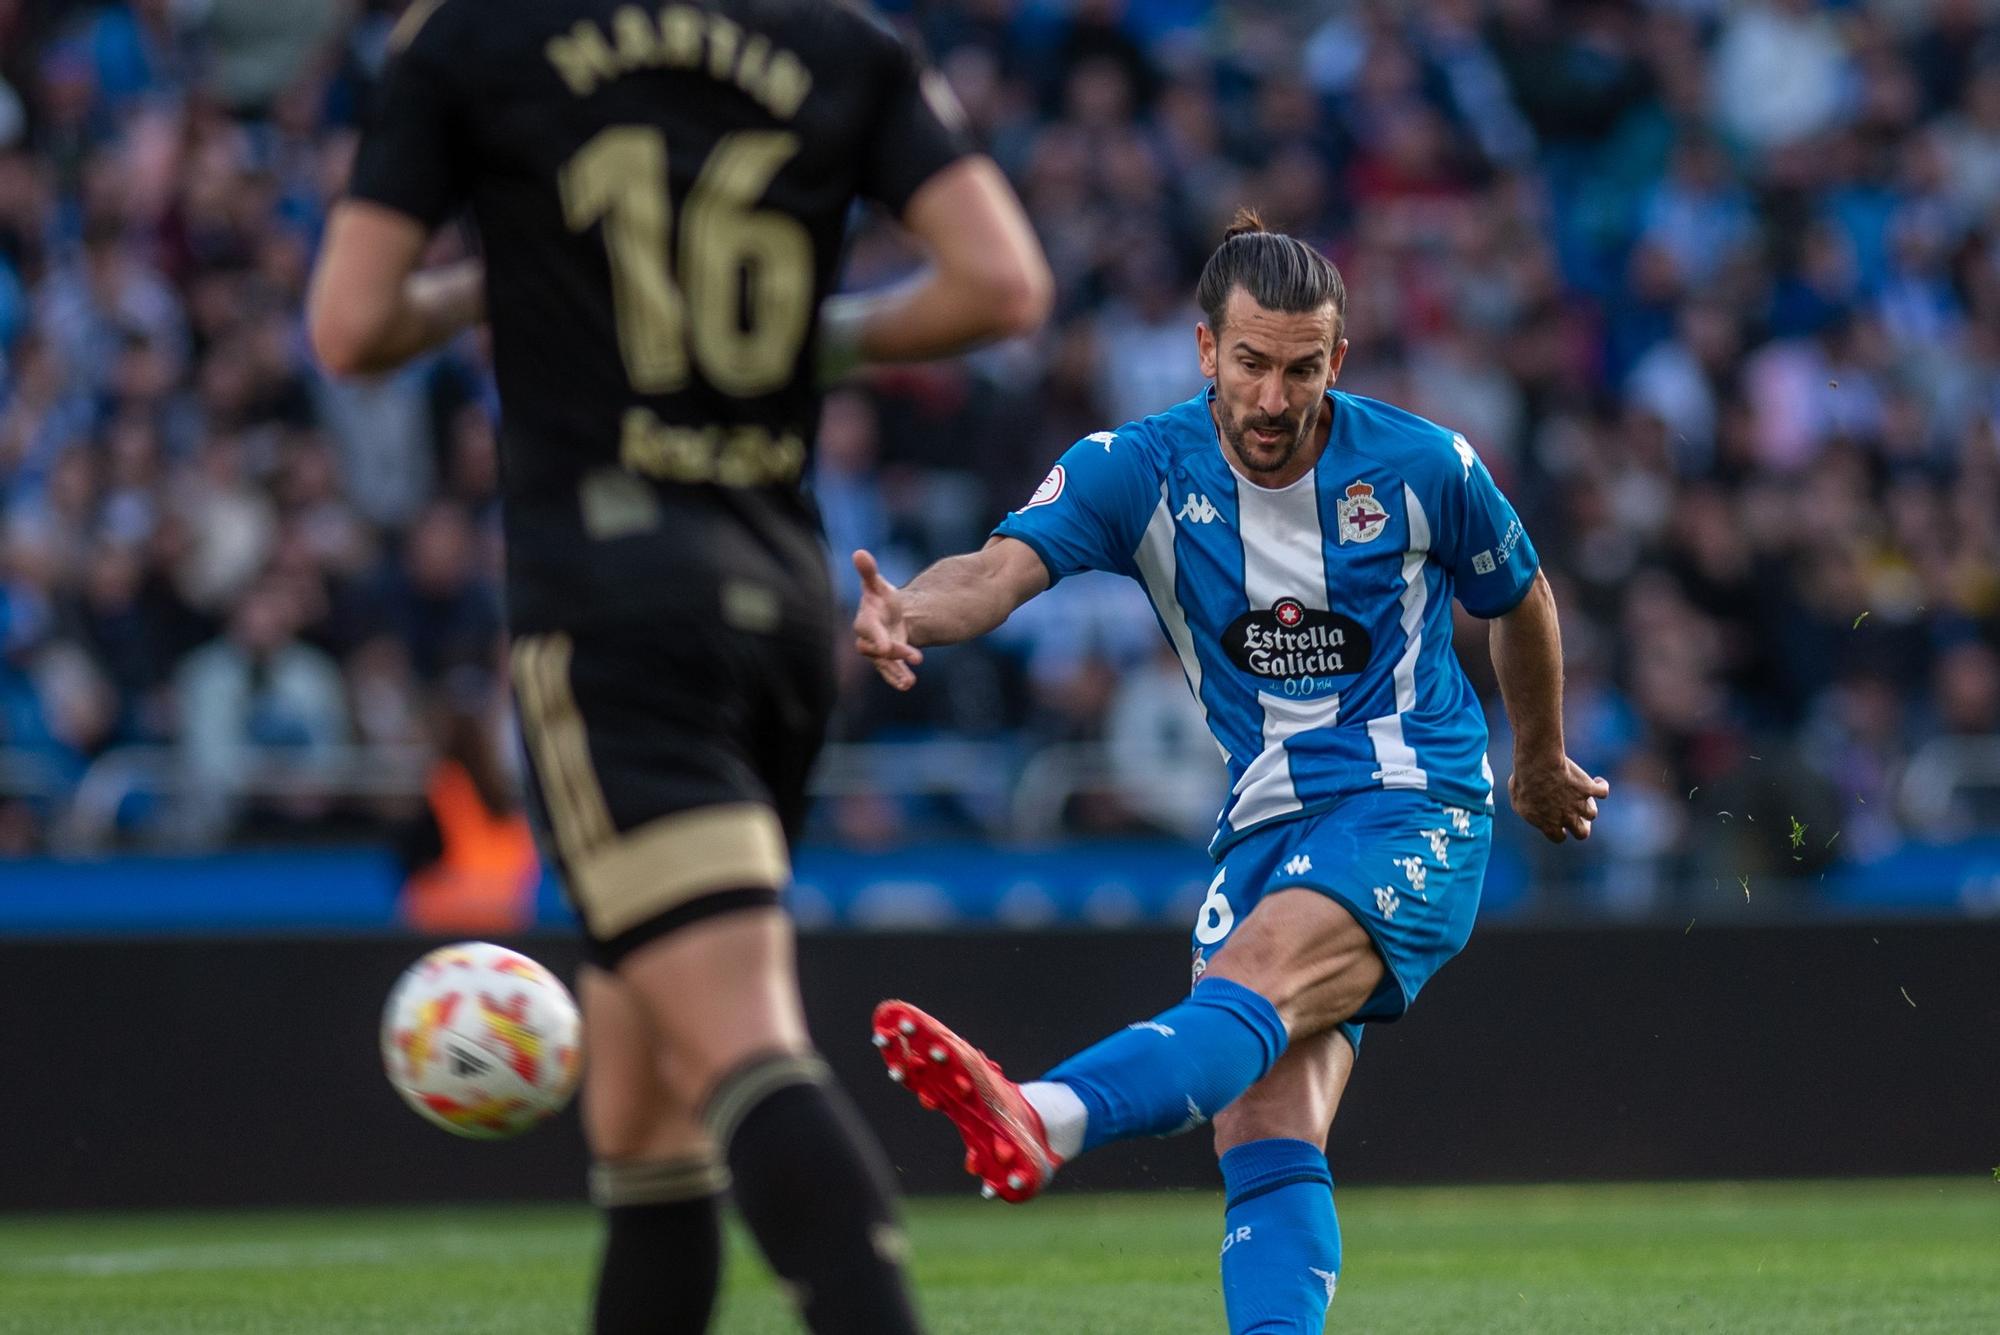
[1198,290,1347,482]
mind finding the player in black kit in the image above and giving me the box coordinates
[306,2,1051,1331]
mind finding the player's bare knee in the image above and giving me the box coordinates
[1213,1095,1325,1155]
[588,1102,711,1164]
[657,1035,810,1114]
[615,910,814,1103]
[1213,1035,1347,1154]
[581,1045,695,1159]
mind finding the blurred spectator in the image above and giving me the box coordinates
[815,390,893,609]
[166,435,274,613]
[1930,640,2000,740]
[1711,0,1850,152]
[174,575,347,840]
[367,500,501,684]
[1088,229,1201,428]
[1105,643,1223,844]
[199,0,342,115]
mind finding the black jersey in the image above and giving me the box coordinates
[348,0,970,633]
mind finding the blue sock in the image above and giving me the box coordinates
[1042,978,1287,1154]
[1218,1138,1341,1334]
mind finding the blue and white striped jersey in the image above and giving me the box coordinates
[994,387,1538,855]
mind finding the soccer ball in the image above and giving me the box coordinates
[381,942,583,1139]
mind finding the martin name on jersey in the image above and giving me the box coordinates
[993,388,1539,855]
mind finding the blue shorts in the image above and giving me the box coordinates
[1188,790,1493,1056]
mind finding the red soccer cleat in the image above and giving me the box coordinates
[871,999,1061,1203]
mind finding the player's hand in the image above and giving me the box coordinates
[852,549,924,691]
[1508,754,1609,843]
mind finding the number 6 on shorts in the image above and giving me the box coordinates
[1195,867,1234,945]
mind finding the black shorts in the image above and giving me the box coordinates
[509,608,834,965]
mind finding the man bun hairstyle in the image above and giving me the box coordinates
[1198,207,1347,340]
[1222,206,1267,242]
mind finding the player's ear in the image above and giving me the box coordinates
[1197,321,1218,380]
[1326,337,1348,385]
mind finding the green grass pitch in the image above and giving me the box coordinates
[2,1179,1994,1333]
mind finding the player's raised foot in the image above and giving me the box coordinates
[871,999,1060,1203]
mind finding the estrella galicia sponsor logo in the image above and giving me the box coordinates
[1222,599,1372,681]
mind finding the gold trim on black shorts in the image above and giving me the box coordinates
[511,632,615,865]
[570,802,789,941]
[511,632,793,949]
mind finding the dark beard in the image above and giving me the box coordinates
[1222,399,1322,476]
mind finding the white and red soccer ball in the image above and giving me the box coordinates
[381,942,582,1140]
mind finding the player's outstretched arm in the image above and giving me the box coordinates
[822,158,1052,377]
[1488,569,1610,843]
[851,538,1049,691]
[308,201,483,377]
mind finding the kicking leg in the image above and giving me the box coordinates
[875,888,1380,1200]
[1213,1031,1354,1334]
[579,966,726,1335]
[622,906,924,1335]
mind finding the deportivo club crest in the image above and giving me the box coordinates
[1274,598,1305,628]
[1336,481,1389,544]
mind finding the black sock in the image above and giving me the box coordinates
[590,1160,726,1334]
[706,1054,924,1335]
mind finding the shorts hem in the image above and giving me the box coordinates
[587,886,784,968]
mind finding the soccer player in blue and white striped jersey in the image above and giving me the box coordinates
[856,211,1607,1333]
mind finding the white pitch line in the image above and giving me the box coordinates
[0,1229,583,1277]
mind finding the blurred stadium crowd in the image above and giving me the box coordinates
[1,0,1997,909]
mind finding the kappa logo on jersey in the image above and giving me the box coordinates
[1021,464,1066,511]
[1222,600,1373,680]
[1373,886,1400,919]
[1283,854,1313,878]
[1175,493,1220,524]
[1310,1266,1339,1306]
[1452,433,1479,480]
[1394,854,1428,896]
[1335,481,1390,545]
[1127,1020,1177,1038]
[1086,430,1118,451]
[1449,806,1474,836]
